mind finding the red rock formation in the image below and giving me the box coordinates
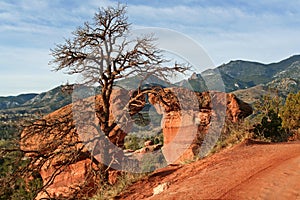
[226,93,253,122]
[20,87,252,198]
[36,159,99,199]
[149,88,252,164]
[20,89,132,199]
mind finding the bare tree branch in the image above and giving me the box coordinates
[11,4,193,198]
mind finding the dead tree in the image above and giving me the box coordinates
[1,6,189,198]
[50,4,189,178]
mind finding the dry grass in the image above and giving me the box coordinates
[90,172,147,200]
[210,120,253,154]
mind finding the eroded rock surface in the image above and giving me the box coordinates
[149,88,253,164]
[21,89,132,199]
[20,87,252,198]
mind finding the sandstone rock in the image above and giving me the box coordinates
[36,159,98,199]
[144,140,154,147]
[149,88,253,164]
[226,93,253,122]
[153,182,169,195]
[161,111,199,164]
[20,87,252,198]
[20,89,133,199]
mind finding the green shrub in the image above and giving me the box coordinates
[0,143,43,200]
[281,91,300,133]
[124,130,163,151]
[211,120,252,154]
[140,150,166,172]
[90,172,147,200]
[124,134,142,151]
[253,109,289,142]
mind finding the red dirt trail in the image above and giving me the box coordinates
[118,140,300,200]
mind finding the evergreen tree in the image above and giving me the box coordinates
[281,91,300,132]
[254,110,286,142]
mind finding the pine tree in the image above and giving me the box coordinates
[281,91,300,132]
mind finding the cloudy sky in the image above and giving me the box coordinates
[1,0,300,96]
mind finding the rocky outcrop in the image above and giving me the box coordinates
[21,103,97,199]
[20,87,252,198]
[21,89,133,199]
[226,93,253,122]
[36,159,99,199]
[149,88,253,164]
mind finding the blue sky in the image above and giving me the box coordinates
[1,0,300,96]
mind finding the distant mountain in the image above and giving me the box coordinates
[232,85,271,105]
[268,60,300,95]
[0,86,72,114]
[267,59,300,80]
[174,55,300,103]
[189,55,300,93]
[219,55,300,84]
[23,86,72,112]
[175,73,207,92]
[227,56,300,103]
[200,69,255,92]
[0,93,38,110]
[0,75,170,114]
[1,55,299,113]
[114,75,173,90]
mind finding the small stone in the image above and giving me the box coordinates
[153,182,169,195]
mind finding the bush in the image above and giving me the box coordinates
[281,91,300,133]
[124,130,163,151]
[253,110,289,142]
[0,141,43,199]
[90,172,147,200]
[211,120,252,154]
[124,134,142,151]
[140,150,166,172]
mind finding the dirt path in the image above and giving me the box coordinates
[118,141,300,200]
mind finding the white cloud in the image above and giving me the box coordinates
[0,73,77,96]
[1,0,300,95]
[128,3,300,32]
[0,47,49,71]
[127,2,300,65]
[195,28,300,65]
[0,0,119,96]
[0,46,78,96]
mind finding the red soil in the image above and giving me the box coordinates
[118,140,300,199]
